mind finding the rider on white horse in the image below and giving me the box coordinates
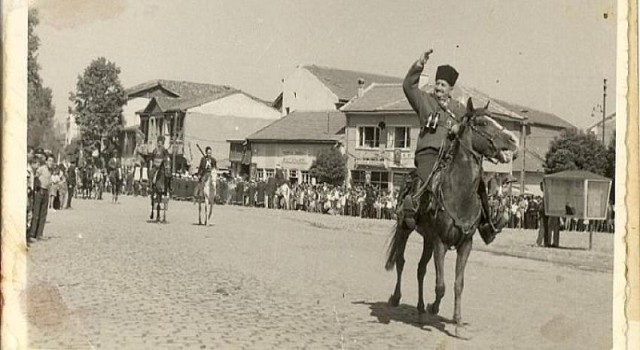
[198,146,218,184]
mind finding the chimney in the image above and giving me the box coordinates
[419,73,430,89]
[357,78,365,97]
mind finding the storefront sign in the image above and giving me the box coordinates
[281,155,312,169]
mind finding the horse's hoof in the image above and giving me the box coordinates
[455,325,472,340]
[417,302,426,314]
[427,303,439,315]
[388,294,401,307]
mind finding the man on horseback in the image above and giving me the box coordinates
[149,135,171,186]
[397,49,501,244]
[197,146,218,182]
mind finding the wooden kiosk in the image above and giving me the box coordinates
[542,170,612,250]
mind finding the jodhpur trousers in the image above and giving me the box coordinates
[414,148,440,182]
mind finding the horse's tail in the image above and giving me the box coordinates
[385,223,410,271]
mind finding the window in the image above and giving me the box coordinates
[265,169,275,178]
[257,168,264,180]
[388,127,411,149]
[289,170,298,178]
[301,171,311,183]
[358,126,381,148]
[350,170,389,190]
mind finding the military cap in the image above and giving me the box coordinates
[436,65,459,86]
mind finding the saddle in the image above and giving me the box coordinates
[409,139,482,237]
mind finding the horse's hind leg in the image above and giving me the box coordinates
[198,201,203,225]
[427,238,447,315]
[417,236,434,314]
[388,226,412,307]
[454,238,473,335]
[150,195,155,220]
[207,199,213,225]
[162,199,167,223]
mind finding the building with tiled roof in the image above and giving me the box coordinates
[276,65,402,115]
[232,111,345,183]
[126,79,281,174]
[341,82,575,193]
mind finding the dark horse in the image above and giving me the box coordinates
[385,98,519,337]
[80,166,93,199]
[150,157,172,223]
[109,166,124,203]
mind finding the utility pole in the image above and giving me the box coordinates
[172,112,178,174]
[520,120,527,195]
[602,78,607,145]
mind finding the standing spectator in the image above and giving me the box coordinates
[30,152,54,241]
[66,160,77,208]
[57,166,67,210]
[510,199,519,228]
[606,201,615,233]
[256,180,266,207]
[518,196,528,229]
[26,148,36,245]
[297,184,306,211]
[49,165,61,210]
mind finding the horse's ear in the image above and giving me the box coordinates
[484,100,490,110]
[466,97,474,114]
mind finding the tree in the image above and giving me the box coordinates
[27,9,57,149]
[69,57,127,159]
[309,147,347,186]
[604,135,616,203]
[544,129,608,176]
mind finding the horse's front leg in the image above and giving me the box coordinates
[156,195,161,222]
[198,199,203,225]
[417,235,434,314]
[454,237,473,337]
[150,194,155,220]
[427,237,447,315]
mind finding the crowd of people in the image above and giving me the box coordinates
[25,147,615,251]
[210,178,400,220]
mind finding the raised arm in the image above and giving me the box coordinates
[403,50,434,125]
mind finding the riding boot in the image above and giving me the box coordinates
[396,174,420,230]
[477,179,500,245]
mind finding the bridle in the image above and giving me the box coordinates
[463,111,507,164]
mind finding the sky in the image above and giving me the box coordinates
[32,0,617,129]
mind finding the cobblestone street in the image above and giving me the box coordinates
[25,196,613,349]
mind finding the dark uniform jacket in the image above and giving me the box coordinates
[403,60,465,155]
[67,165,76,186]
[198,156,217,178]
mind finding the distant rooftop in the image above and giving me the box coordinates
[247,111,345,143]
[303,65,403,102]
[127,79,271,112]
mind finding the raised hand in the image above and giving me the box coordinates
[419,49,434,65]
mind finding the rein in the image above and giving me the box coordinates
[469,121,504,164]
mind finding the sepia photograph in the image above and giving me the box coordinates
[2,0,636,349]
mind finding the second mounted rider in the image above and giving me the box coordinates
[198,146,218,183]
[147,135,172,188]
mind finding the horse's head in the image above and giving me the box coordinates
[457,97,519,163]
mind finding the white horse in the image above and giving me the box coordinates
[198,167,217,226]
[276,182,290,210]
